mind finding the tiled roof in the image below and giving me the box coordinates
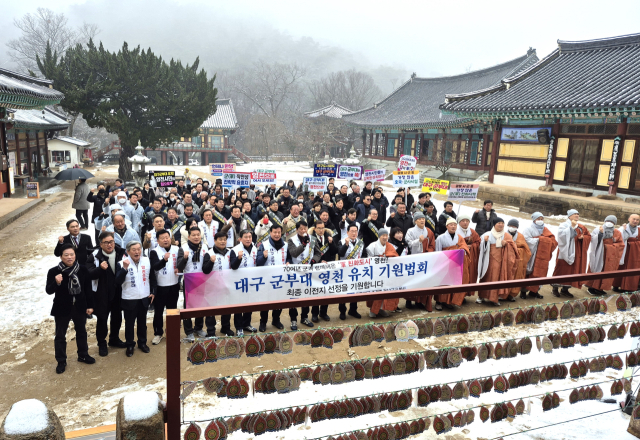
[53,136,91,147]
[0,68,64,109]
[5,107,69,130]
[200,98,239,130]
[342,50,538,129]
[304,103,353,119]
[441,33,640,116]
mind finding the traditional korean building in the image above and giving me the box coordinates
[441,33,640,200]
[304,102,353,158]
[343,49,538,179]
[144,98,244,165]
[0,68,67,198]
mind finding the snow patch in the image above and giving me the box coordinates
[4,399,49,435]
[123,391,159,421]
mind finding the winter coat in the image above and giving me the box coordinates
[87,246,125,318]
[471,208,498,236]
[72,182,91,210]
[46,264,93,317]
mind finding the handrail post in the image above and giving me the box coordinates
[166,309,181,440]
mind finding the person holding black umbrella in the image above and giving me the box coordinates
[73,179,91,230]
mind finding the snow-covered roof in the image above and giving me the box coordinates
[52,136,91,147]
[304,103,353,119]
[200,98,238,130]
[5,107,69,130]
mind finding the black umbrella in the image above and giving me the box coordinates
[54,168,95,181]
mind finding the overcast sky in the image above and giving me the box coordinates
[3,0,640,78]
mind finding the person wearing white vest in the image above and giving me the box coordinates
[177,227,216,341]
[143,214,168,256]
[199,209,219,246]
[115,241,156,357]
[256,223,288,332]
[149,230,180,345]
[201,231,235,337]
[229,230,259,336]
[337,223,364,321]
[286,220,315,330]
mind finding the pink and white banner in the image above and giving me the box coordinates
[184,250,464,309]
[363,169,386,182]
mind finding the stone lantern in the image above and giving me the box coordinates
[128,140,151,187]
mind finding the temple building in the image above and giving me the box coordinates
[303,102,353,158]
[343,49,538,180]
[441,33,640,200]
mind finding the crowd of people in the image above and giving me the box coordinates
[48,174,640,374]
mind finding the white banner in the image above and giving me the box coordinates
[222,171,251,188]
[392,170,421,187]
[251,169,277,184]
[337,165,363,180]
[185,250,464,308]
[363,169,386,182]
[448,183,479,201]
[398,155,417,171]
[302,176,328,191]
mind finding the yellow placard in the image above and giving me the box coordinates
[421,178,449,195]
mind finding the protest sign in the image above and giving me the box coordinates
[302,176,328,191]
[210,163,236,176]
[185,250,463,308]
[222,171,251,188]
[422,178,449,195]
[251,169,277,185]
[337,165,363,180]
[392,170,421,187]
[313,163,337,178]
[398,155,417,171]
[149,170,176,187]
[363,169,386,182]
[447,183,479,202]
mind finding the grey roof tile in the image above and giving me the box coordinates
[200,98,239,130]
[304,103,353,119]
[0,68,64,109]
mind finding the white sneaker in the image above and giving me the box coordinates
[152,335,163,345]
[195,330,206,338]
[237,329,244,338]
[369,312,377,318]
[185,333,195,342]
[379,310,391,317]
[475,298,483,304]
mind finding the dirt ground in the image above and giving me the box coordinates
[0,166,615,431]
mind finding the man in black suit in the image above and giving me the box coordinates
[55,219,94,266]
[87,231,127,356]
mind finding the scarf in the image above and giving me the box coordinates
[364,219,379,238]
[534,222,545,233]
[188,240,203,262]
[389,237,407,256]
[232,216,243,231]
[491,226,505,248]
[102,250,116,273]
[58,261,82,296]
[115,225,127,238]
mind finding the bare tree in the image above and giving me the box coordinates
[430,139,456,179]
[308,69,382,111]
[7,8,100,74]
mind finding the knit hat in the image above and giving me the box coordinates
[507,219,519,228]
[494,217,505,225]
[531,212,543,221]
[378,228,389,236]
[567,209,579,217]
[605,215,617,224]
[110,204,120,212]
[446,217,458,226]
[413,212,425,220]
[457,213,471,222]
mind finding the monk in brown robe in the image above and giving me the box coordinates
[365,229,400,317]
[401,223,437,311]
[585,215,625,295]
[456,213,482,297]
[433,218,471,310]
[521,212,558,299]
[613,214,640,292]
[552,209,590,296]
[477,218,518,305]
[505,219,532,298]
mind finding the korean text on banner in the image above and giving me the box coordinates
[223,171,251,188]
[392,170,421,188]
[337,165,364,180]
[398,155,417,171]
[150,170,176,187]
[302,176,328,191]
[251,169,277,184]
[313,163,337,178]
[422,178,449,195]
[210,163,236,176]
[185,250,463,308]
[448,183,479,201]
[363,169,386,182]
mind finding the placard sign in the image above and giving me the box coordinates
[363,169,386,182]
[210,163,236,176]
[26,182,39,198]
[150,171,176,187]
[398,155,417,171]
[447,183,479,201]
[223,171,251,188]
[302,176,328,191]
[392,170,421,187]
[251,169,277,184]
[337,165,363,180]
[422,178,449,195]
[313,163,337,178]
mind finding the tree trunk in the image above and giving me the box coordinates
[118,143,134,181]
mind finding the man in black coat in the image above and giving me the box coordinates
[55,219,94,266]
[46,244,95,374]
[87,231,127,356]
[87,183,110,243]
[437,201,458,235]
[471,200,498,236]
[385,202,414,236]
